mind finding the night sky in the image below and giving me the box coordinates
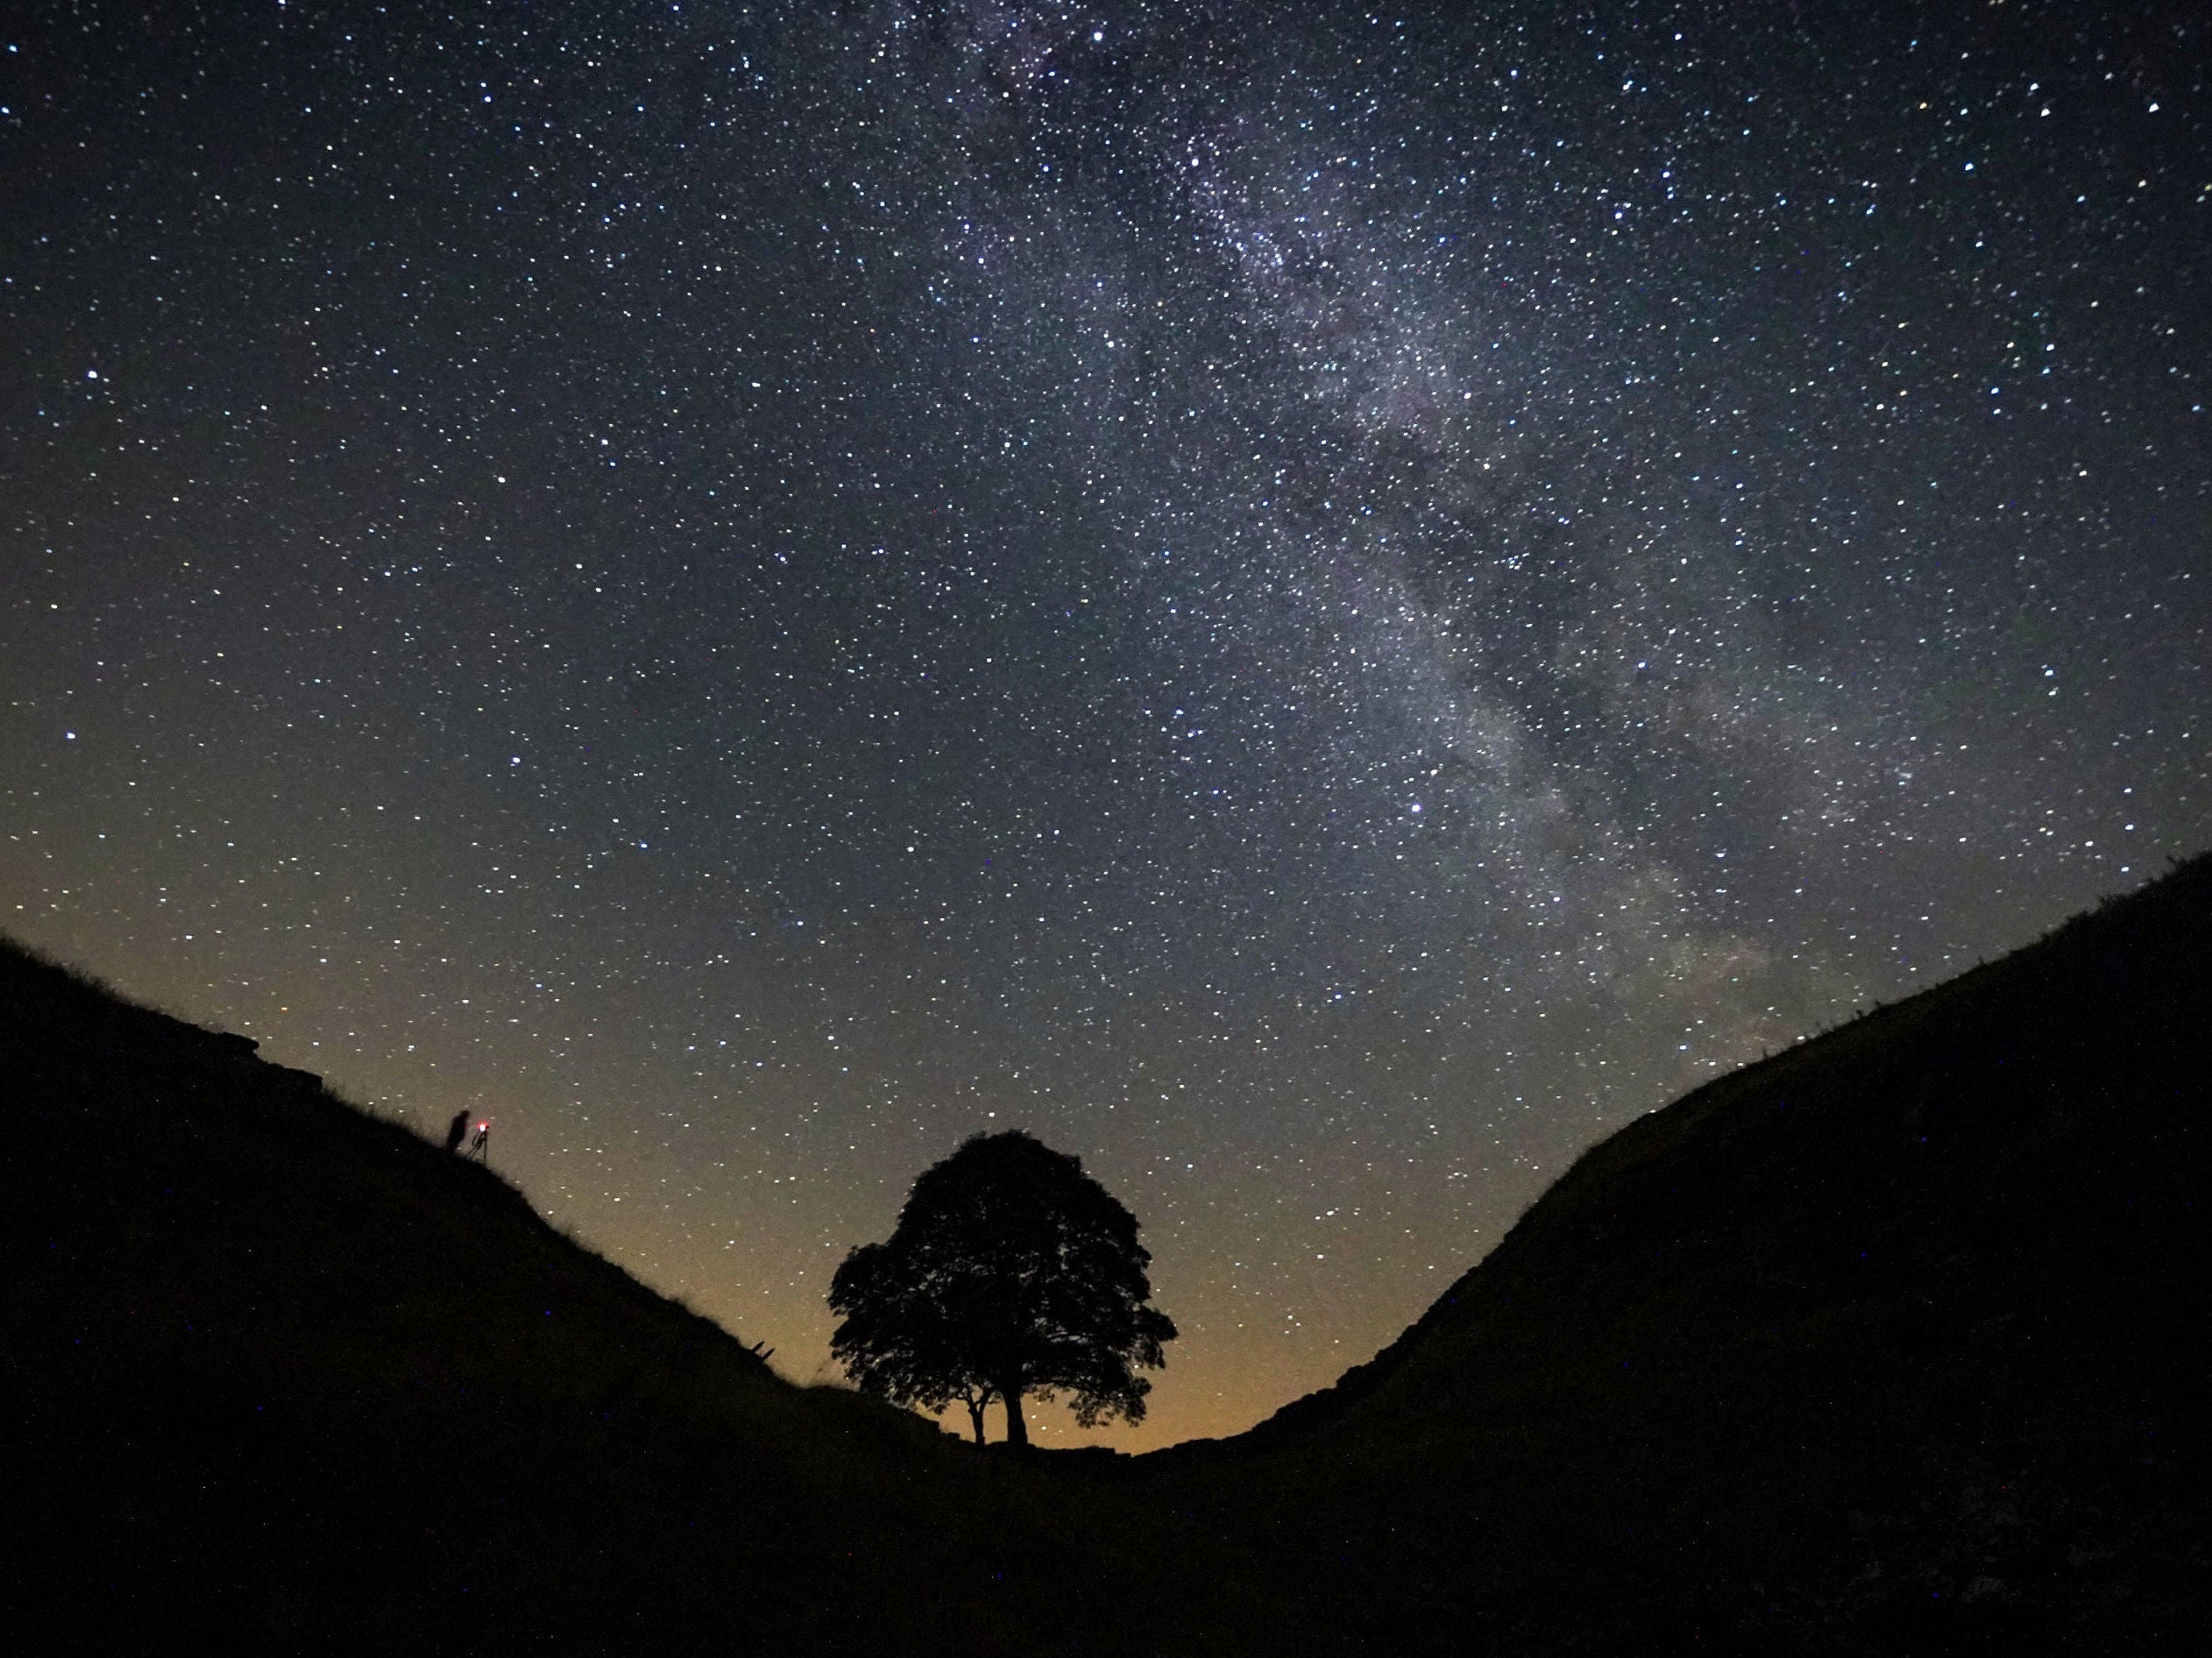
[4,1,2206,1448]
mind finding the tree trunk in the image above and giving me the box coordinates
[1001,1384,1028,1449]
[965,1396,987,1444]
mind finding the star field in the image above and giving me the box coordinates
[3,1,2207,1447]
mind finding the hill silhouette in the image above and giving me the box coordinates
[0,939,1152,1655]
[6,855,2208,1653]
[1141,855,2211,1651]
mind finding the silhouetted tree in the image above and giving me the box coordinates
[828,1131,1175,1447]
[950,1379,997,1446]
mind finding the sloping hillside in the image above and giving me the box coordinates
[0,939,1147,1656]
[1155,856,2211,1651]
[8,856,2207,1654]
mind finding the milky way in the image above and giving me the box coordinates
[4,1,2206,1445]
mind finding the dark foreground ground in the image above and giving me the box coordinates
[6,858,2208,1653]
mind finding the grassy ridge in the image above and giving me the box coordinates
[1147,857,2212,1650]
[6,855,2208,1653]
[0,940,1158,1655]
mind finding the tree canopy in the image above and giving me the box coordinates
[827,1130,1175,1446]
